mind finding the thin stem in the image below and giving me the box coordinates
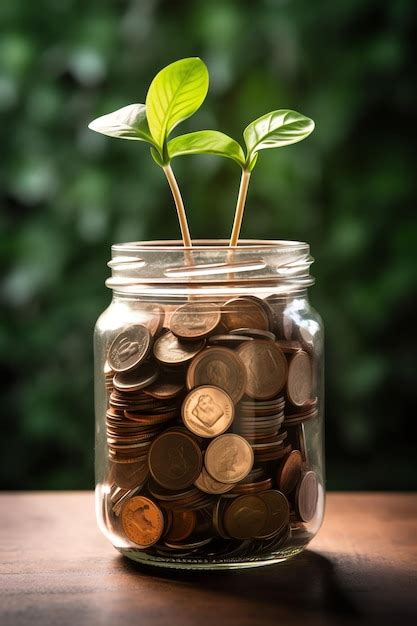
[163,164,192,247]
[229,169,251,247]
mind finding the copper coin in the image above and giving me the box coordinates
[143,378,184,400]
[205,434,254,484]
[121,496,164,547]
[182,385,234,438]
[153,330,205,366]
[276,450,303,495]
[287,350,313,406]
[295,471,319,522]
[186,346,246,403]
[221,297,270,332]
[208,334,253,347]
[113,362,158,392]
[170,302,221,340]
[108,325,152,373]
[237,340,288,400]
[255,490,290,538]
[223,494,269,539]
[109,459,149,490]
[149,431,203,490]
[164,510,197,542]
[194,466,235,494]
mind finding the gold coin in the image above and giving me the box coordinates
[121,496,164,547]
[182,385,234,438]
[205,433,254,483]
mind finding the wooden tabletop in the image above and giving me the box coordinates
[1,492,416,626]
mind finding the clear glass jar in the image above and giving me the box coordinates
[95,240,324,569]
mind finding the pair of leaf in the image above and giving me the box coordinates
[168,108,315,171]
[88,58,315,172]
[88,57,209,166]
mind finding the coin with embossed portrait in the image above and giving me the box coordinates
[170,302,221,340]
[108,325,152,373]
[121,496,164,547]
[205,433,253,484]
[149,431,203,490]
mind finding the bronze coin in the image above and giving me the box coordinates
[113,362,159,392]
[182,385,234,438]
[121,496,164,547]
[186,346,247,403]
[164,510,197,542]
[221,297,270,332]
[153,330,205,365]
[295,470,319,522]
[276,450,303,495]
[170,302,221,340]
[108,325,152,373]
[255,490,290,539]
[205,434,254,484]
[287,350,313,406]
[237,340,288,400]
[109,459,149,490]
[223,494,269,539]
[208,334,253,347]
[143,378,184,400]
[148,431,203,490]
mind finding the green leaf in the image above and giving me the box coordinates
[88,103,155,143]
[146,57,209,151]
[243,109,315,169]
[168,130,245,167]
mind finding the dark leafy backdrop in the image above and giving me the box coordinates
[1,0,416,489]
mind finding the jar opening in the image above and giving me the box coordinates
[106,239,314,296]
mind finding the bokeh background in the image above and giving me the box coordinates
[1,0,416,490]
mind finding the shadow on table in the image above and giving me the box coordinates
[117,550,359,623]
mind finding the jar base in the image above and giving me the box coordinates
[116,544,308,570]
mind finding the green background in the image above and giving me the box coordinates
[1,0,416,490]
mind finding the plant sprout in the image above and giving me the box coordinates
[89,57,315,248]
[89,57,209,247]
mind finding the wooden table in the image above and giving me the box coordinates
[1,493,416,626]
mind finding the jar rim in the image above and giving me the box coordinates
[112,239,309,253]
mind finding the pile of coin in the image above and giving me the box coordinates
[102,296,320,559]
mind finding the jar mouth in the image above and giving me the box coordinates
[112,239,309,253]
[107,239,314,296]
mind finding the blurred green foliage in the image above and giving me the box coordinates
[1,0,416,489]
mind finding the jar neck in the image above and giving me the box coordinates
[106,239,315,299]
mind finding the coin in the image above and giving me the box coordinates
[149,431,203,490]
[186,346,247,403]
[143,378,184,400]
[208,334,253,347]
[237,340,287,400]
[164,510,197,542]
[170,302,221,340]
[287,350,313,406]
[110,459,149,490]
[276,450,303,495]
[121,496,164,547]
[205,434,254,483]
[221,297,270,332]
[230,328,276,341]
[153,330,205,365]
[138,303,165,336]
[295,470,319,522]
[113,362,159,392]
[194,466,235,494]
[108,325,152,373]
[255,490,290,538]
[182,385,234,438]
[223,494,269,539]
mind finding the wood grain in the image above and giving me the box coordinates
[1,492,416,626]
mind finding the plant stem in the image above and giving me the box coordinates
[163,164,192,247]
[229,169,251,247]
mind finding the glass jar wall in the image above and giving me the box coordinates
[94,241,324,569]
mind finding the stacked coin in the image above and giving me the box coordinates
[102,296,320,558]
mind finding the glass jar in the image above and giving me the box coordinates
[94,240,324,569]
